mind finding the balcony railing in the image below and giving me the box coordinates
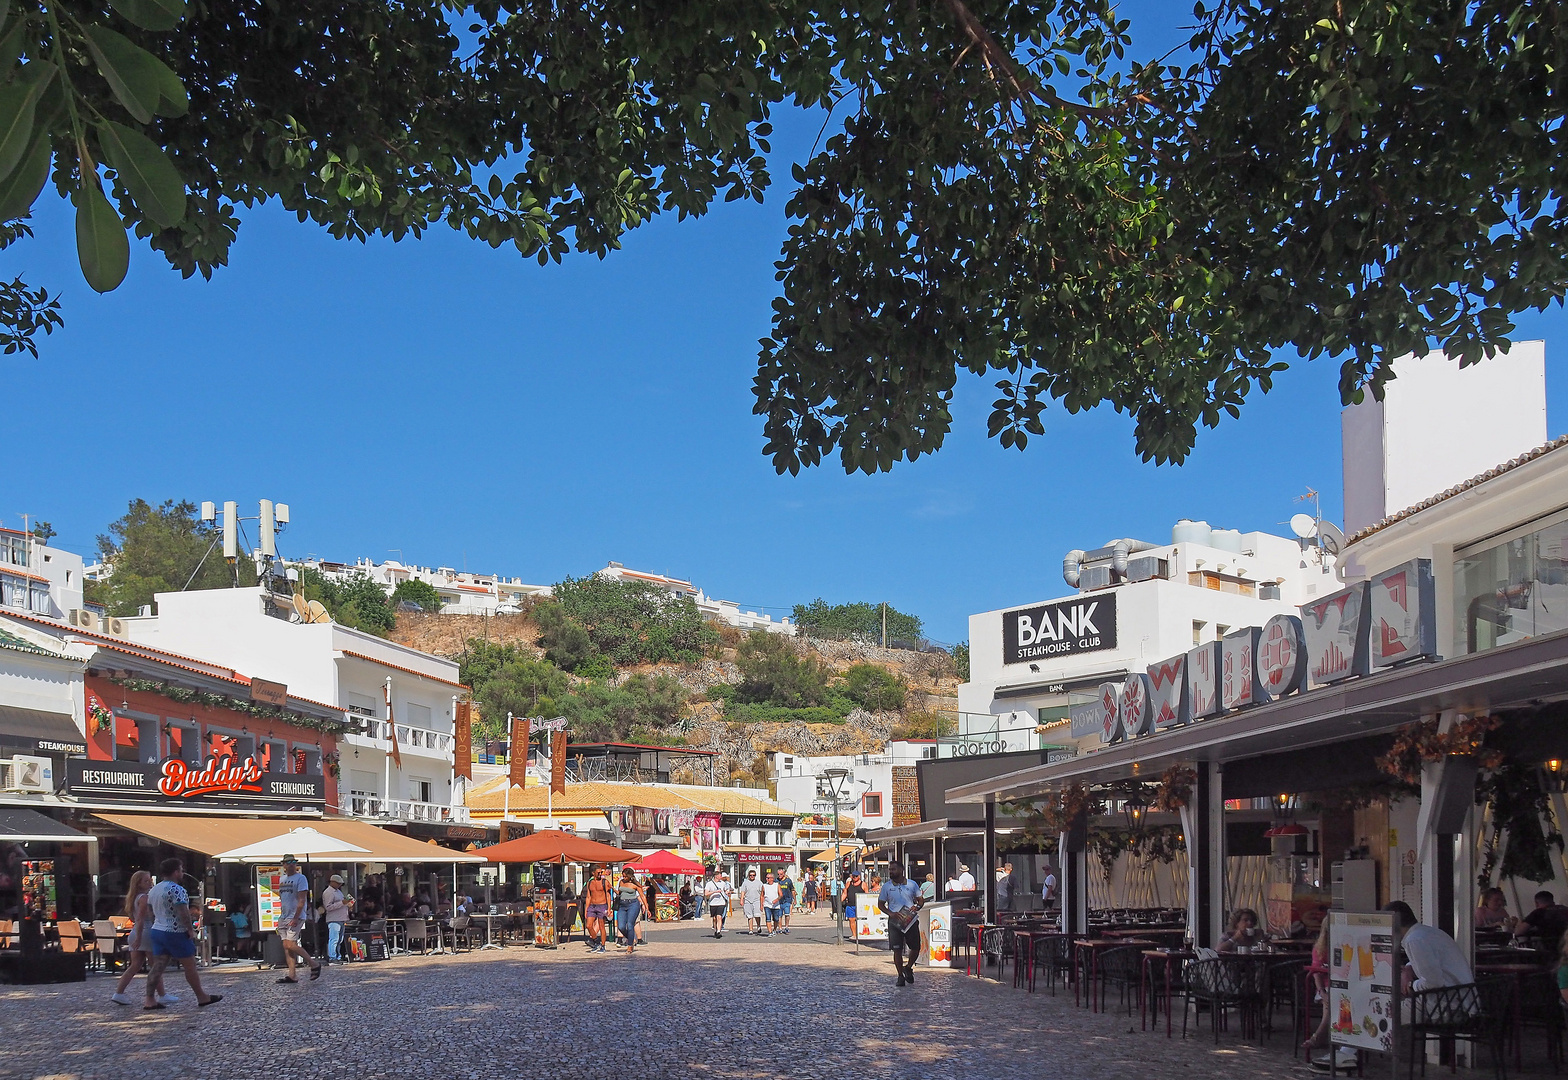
[352,720,453,754]
[345,793,469,823]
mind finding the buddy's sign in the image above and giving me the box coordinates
[1092,560,1435,744]
[67,756,327,807]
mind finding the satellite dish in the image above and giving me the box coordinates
[291,593,310,622]
[306,599,332,624]
[1318,521,1347,557]
[1289,513,1317,539]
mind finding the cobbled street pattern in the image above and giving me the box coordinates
[2,911,1317,1080]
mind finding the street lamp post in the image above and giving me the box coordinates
[819,767,851,947]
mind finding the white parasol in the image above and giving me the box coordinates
[215,826,370,863]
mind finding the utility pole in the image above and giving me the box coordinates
[881,602,887,648]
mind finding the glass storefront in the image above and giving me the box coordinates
[1454,511,1568,653]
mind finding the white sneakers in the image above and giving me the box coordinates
[156,993,181,1005]
[115,991,180,1007]
[110,992,133,1006]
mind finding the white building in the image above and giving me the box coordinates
[292,557,550,616]
[771,741,937,834]
[958,520,1337,758]
[117,586,468,824]
[597,562,795,635]
[0,528,86,621]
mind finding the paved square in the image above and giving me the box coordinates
[3,912,1313,1080]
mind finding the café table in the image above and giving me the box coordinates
[1474,960,1548,1070]
[1075,937,1157,1012]
[468,912,508,951]
[1141,948,1195,1036]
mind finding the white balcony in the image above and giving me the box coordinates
[345,720,453,757]
[344,793,470,823]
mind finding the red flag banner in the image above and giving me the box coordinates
[385,681,402,769]
[454,701,473,781]
[550,730,567,794]
[509,716,530,791]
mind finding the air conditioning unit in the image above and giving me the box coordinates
[103,617,127,636]
[6,755,54,793]
[67,608,100,631]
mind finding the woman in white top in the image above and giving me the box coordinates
[110,871,171,1007]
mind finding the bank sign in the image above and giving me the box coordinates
[67,757,326,808]
[1086,559,1435,745]
[1003,594,1117,665]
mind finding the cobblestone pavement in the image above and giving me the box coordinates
[3,911,1329,1080]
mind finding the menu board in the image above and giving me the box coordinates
[21,860,57,920]
[655,892,680,922]
[533,890,556,949]
[851,899,888,942]
[256,865,284,933]
[1328,911,1396,1053]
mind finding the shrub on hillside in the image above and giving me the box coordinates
[734,631,833,708]
[841,663,906,712]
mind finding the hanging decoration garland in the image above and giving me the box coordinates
[86,690,115,734]
[1151,765,1196,813]
[107,675,362,736]
[1376,714,1502,785]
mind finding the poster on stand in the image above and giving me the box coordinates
[655,893,680,922]
[1328,911,1396,1054]
[852,900,888,943]
[920,902,952,967]
[256,865,284,933]
[533,890,556,949]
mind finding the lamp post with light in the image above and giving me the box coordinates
[818,767,856,946]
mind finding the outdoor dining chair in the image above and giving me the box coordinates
[89,920,125,972]
[1183,958,1268,1043]
[1097,945,1144,1016]
[404,918,433,955]
[448,915,474,952]
[1515,971,1564,1072]
[54,920,85,954]
[1406,977,1510,1080]
[980,926,1014,981]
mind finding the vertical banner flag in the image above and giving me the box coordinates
[509,715,530,791]
[453,700,472,781]
[384,678,402,769]
[550,730,567,794]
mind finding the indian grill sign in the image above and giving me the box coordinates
[1091,560,1435,746]
[1003,594,1117,665]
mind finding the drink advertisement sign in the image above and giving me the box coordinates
[1327,911,1397,1054]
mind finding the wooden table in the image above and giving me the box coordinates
[1075,937,1156,1012]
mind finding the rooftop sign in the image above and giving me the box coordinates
[1003,594,1117,665]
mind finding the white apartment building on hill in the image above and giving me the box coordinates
[0,528,86,621]
[119,587,468,825]
[957,520,1338,759]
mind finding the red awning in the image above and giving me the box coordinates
[481,829,635,865]
[627,849,705,875]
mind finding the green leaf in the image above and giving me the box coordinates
[75,178,130,293]
[0,62,51,180]
[0,131,48,220]
[97,120,184,227]
[108,0,185,32]
[149,54,187,117]
[84,25,162,124]
[0,10,24,68]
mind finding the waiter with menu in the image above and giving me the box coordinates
[878,862,925,988]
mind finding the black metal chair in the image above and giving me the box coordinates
[1184,958,1268,1043]
[1406,978,1508,1080]
[1031,934,1072,994]
[1098,945,1144,1016]
[1516,972,1564,1073]
[980,926,1015,981]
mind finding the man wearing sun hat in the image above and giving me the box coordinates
[275,856,322,983]
[321,873,352,963]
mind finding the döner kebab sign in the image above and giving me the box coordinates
[1093,559,1436,744]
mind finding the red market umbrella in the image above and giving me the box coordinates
[627,849,705,875]
[481,830,636,865]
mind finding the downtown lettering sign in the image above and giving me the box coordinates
[1090,560,1435,745]
[67,756,326,808]
[1003,594,1117,665]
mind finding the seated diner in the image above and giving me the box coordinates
[1217,907,1264,952]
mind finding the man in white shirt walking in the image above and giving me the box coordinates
[142,858,222,1010]
[702,867,732,938]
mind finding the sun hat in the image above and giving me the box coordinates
[329,874,344,884]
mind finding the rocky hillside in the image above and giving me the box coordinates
[390,613,959,782]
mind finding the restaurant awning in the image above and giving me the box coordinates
[863,818,989,844]
[0,807,97,843]
[0,705,88,754]
[92,813,484,863]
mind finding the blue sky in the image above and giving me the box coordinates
[7,9,1567,645]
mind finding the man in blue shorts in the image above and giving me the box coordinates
[143,858,222,1010]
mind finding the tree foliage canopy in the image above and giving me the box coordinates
[541,575,719,670]
[791,598,923,644]
[6,1,1559,469]
[390,578,443,613]
[87,497,253,616]
[298,567,394,636]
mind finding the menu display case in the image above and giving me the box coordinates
[21,860,58,920]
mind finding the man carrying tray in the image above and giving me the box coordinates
[878,861,925,987]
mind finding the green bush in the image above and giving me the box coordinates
[721,702,849,726]
[791,598,923,643]
[841,663,907,712]
[391,578,444,613]
[734,631,833,707]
